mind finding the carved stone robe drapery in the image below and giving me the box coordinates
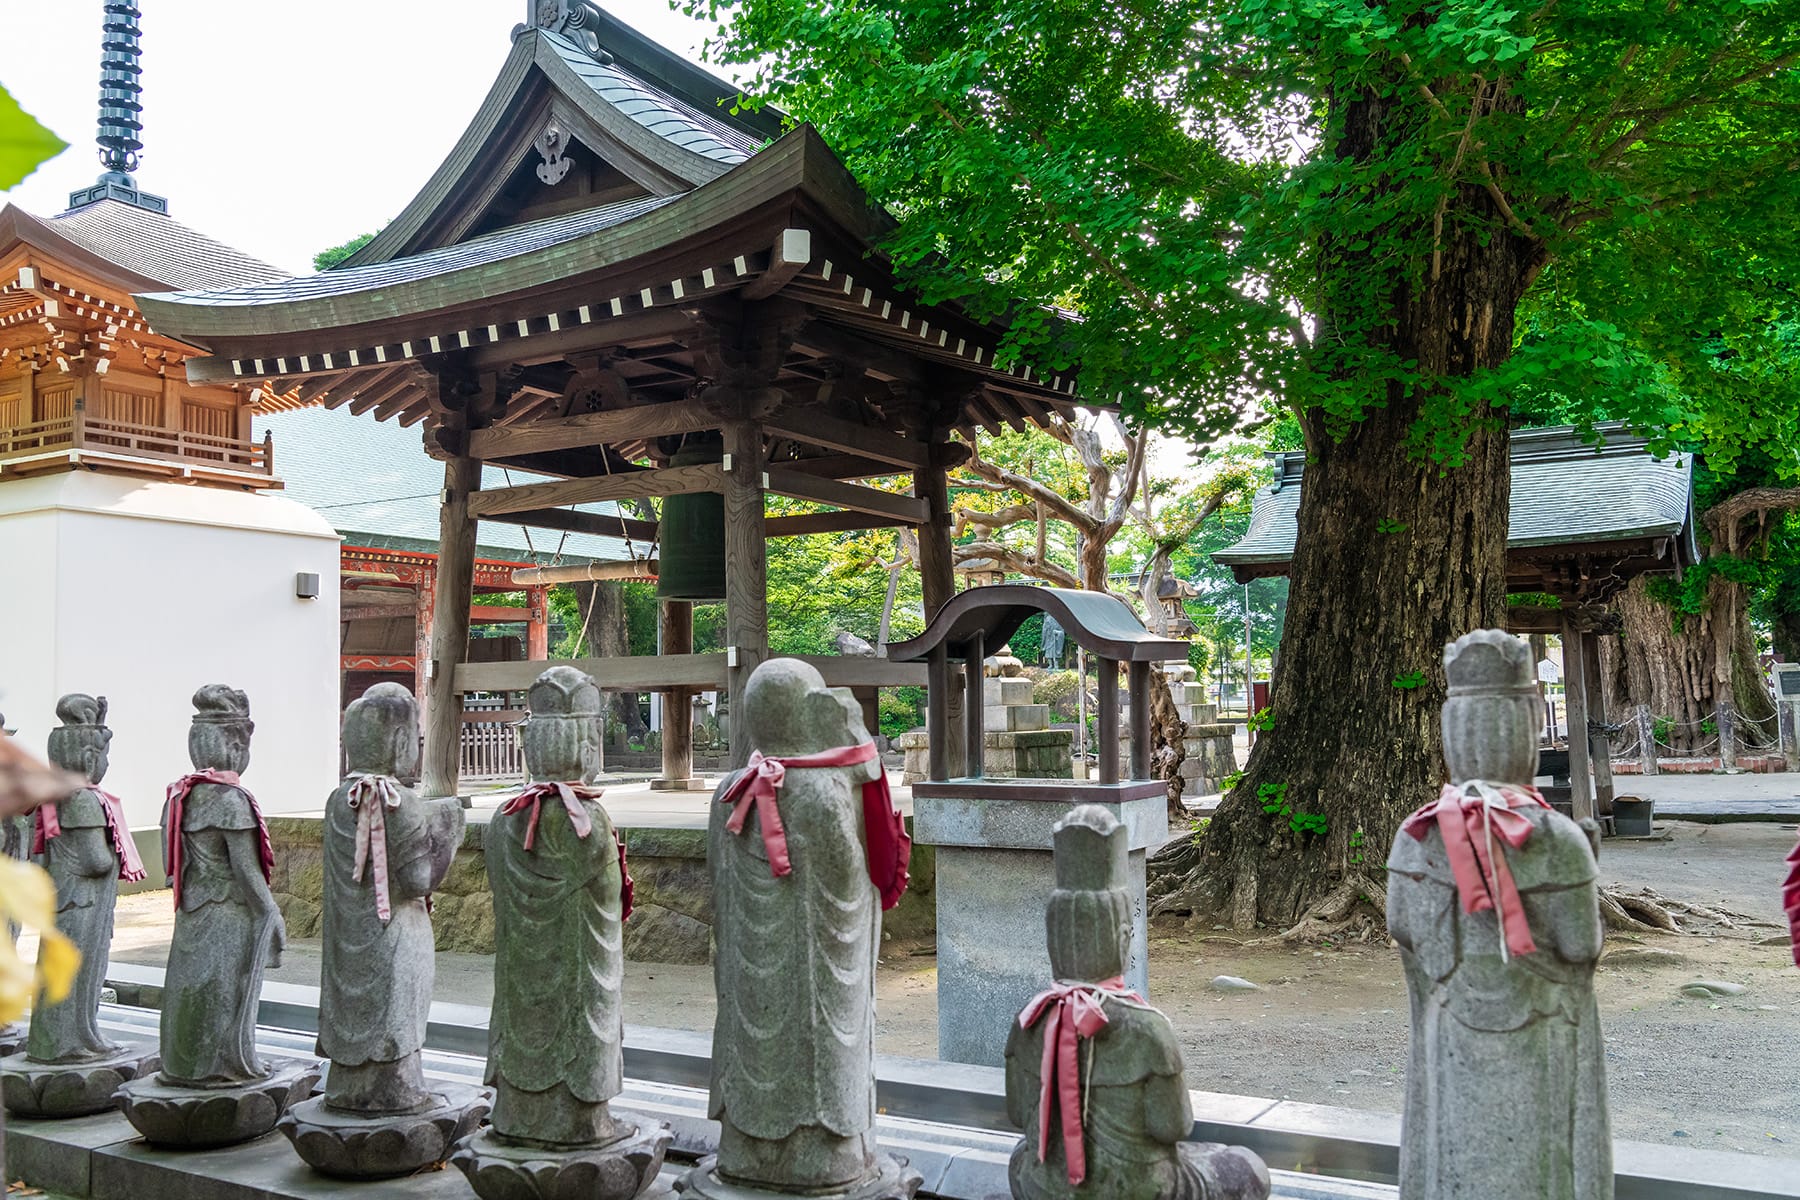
[27,789,121,1062]
[486,789,624,1143]
[1388,806,1611,1199]
[707,753,882,1155]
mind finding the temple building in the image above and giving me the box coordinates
[139,0,1099,798]
[0,2,340,838]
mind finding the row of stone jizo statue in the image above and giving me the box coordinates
[1,631,1618,1199]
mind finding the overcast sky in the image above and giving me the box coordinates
[0,1,731,274]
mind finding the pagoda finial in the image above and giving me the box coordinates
[96,1,145,179]
[67,1,167,213]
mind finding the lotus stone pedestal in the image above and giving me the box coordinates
[114,1057,321,1149]
[0,1042,159,1118]
[676,1152,922,1200]
[911,778,1168,1066]
[453,1120,673,1200]
[281,1081,492,1179]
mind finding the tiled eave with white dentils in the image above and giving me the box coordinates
[133,128,1096,435]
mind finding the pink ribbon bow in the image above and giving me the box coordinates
[500,781,634,921]
[35,786,146,882]
[1402,780,1551,961]
[1019,977,1143,1185]
[718,741,912,910]
[1782,831,1800,970]
[346,774,403,924]
[163,769,275,910]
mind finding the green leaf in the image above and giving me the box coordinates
[0,84,66,191]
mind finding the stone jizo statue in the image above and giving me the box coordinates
[281,683,486,1178]
[115,685,319,1149]
[681,657,917,1200]
[452,666,668,1200]
[1388,630,1611,1199]
[1,694,158,1118]
[1004,805,1269,1200]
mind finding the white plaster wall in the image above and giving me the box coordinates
[0,473,342,833]
[0,506,62,754]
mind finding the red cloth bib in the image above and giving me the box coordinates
[35,785,146,882]
[1402,781,1551,961]
[499,781,634,921]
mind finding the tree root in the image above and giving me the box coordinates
[1248,874,1390,946]
[1596,886,1768,935]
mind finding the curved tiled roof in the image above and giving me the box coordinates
[542,29,759,164]
[1214,425,1695,567]
[139,193,678,309]
[45,199,284,291]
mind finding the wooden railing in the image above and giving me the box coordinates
[461,700,527,784]
[0,411,272,474]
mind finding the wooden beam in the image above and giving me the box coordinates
[761,410,928,470]
[658,600,695,786]
[768,452,907,481]
[349,372,415,417]
[454,653,728,694]
[793,319,924,386]
[510,559,659,585]
[341,603,415,623]
[463,308,693,371]
[468,463,724,517]
[795,656,931,688]
[765,510,912,538]
[482,506,659,543]
[374,382,427,422]
[740,228,812,301]
[470,604,531,623]
[763,467,927,525]
[422,446,481,798]
[466,396,717,460]
[724,419,768,771]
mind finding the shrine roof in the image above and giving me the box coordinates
[889,585,1189,664]
[37,200,283,291]
[258,406,633,565]
[1214,424,1698,587]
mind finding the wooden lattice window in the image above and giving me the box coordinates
[34,387,74,424]
[98,387,161,429]
[181,401,236,441]
[0,387,20,429]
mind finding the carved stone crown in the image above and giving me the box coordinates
[55,693,109,728]
[1052,804,1129,894]
[192,684,252,724]
[1443,629,1537,698]
[527,666,603,719]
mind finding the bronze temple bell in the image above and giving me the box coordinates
[656,438,728,602]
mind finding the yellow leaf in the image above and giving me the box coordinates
[0,858,82,1025]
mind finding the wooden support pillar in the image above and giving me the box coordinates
[1561,622,1596,825]
[1097,659,1121,786]
[1580,633,1614,812]
[422,451,480,799]
[412,562,436,726]
[655,600,696,789]
[916,446,965,776]
[927,644,950,782]
[851,686,880,742]
[964,631,986,779]
[723,419,767,771]
[526,585,550,661]
[1127,660,1151,781]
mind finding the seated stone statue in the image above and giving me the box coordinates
[115,686,318,1149]
[452,666,668,1200]
[682,657,918,1200]
[280,683,485,1179]
[1005,805,1269,1200]
[1388,630,1611,1199]
[0,694,157,1117]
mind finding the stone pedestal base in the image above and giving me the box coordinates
[280,1081,491,1179]
[676,1152,921,1200]
[452,1120,673,1200]
[1,1042,160,1118]
[649,777,707,792]
[115,1057,322,1149]
[911,783,1167,1066]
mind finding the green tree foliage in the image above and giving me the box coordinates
[313,232,376,272]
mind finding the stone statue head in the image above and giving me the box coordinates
[1045,805,1131,983]
[343,683,420,781]
[1442,630,1538,786]
[189,685,253,775]
[742,658,871,760]
[47,693,111,785]
[521,666,603,784]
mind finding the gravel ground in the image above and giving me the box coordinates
[100,818,1800,1159]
